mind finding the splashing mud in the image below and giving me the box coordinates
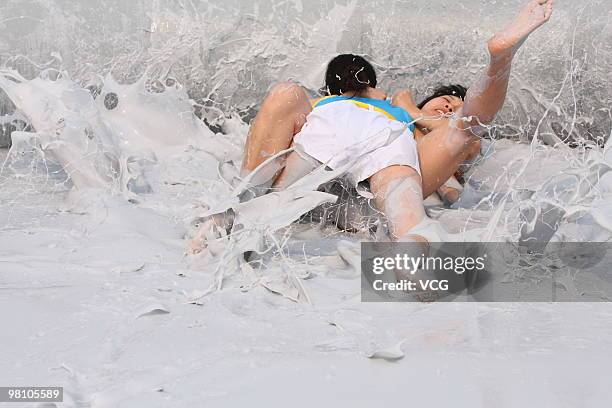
[1,0,611,292]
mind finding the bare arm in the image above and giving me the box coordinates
[391,89,449,132]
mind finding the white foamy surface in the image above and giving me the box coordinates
[1,0,612,406]
[1,71,612,407]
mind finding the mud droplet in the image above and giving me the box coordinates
[104,92,119,110]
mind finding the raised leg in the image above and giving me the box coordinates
[417,0,553,197]
[241,81,312,176]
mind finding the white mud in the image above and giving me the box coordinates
[1,0,612,406]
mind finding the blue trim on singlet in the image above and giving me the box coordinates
[313,95,416,132]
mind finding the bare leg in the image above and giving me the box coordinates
[368,165,435,296]
[417,0,554,197]
[190,83,312,254]
[189,148,321,255]
[369,165,426,240]
[241,82,312,176]
[462,0,554,123]
[271,149,322,190]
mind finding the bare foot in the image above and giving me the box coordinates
[393,235,441,302]
[188,211,234,255]
[488,0,554,58]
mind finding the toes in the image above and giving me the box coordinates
[534,0,552,9]
[544,0,554,19]
[188,242,203,255]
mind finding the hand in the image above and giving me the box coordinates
[362,87,387,100]
[391,89,418,112]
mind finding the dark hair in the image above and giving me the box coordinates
[417,84,468,109]
[323,54,377,96]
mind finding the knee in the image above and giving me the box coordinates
[443,121,483,154]
[269,81,301,94]
[370,165,422,199]
[265,81,308,112]
[454,111,491,137]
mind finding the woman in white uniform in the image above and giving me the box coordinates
[272,54,427,240]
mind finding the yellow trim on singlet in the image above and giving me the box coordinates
[311,95,337,107]
[311,96,400,122]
